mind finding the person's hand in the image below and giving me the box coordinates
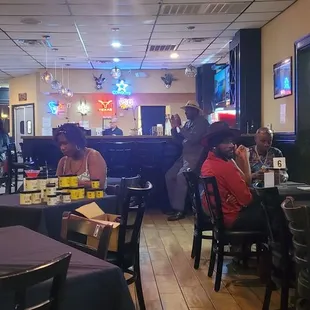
[235,145,249,161]
[252,170,264,180]
[170,114,182,128]
[174,114,182,127]
[226,194,238,204]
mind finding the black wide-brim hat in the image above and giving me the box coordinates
[204,121,240,143]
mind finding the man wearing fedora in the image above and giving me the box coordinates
[201,122,265,231]
[166,100,209,221]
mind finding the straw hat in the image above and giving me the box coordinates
[180,100,203,112]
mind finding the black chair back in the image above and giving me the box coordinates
[99,142,135,177]
[0,252,71,310]
[107,175,141,214]
[61,212,113,260]
[183,169,210,227]
[116,182,153,267]
[200,176,224,230]
[255,187,292,256]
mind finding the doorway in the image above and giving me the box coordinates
[12,104,34,151]
[140,106,166,135]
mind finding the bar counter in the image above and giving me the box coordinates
[21,132,296,210]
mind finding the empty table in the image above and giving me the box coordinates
[0,226,134,310]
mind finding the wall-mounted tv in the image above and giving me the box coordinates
[273,57,292,99]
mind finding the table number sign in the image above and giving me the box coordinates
[273,157,286,169]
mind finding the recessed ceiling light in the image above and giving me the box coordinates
[113,58,120,63]
[170,52,179,59]
[111,41,121,48]
[20,17,41,25]
[111,27,120,32]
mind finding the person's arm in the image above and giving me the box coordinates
[179,118,208,145]
[79,150,107,188]
[234,146,252,185]
[222,164,253,206]
[56,157,65,176]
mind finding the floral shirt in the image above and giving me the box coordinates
[248,145,288,183]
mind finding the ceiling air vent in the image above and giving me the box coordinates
[160,2,248,15]
[182,38,209,44]
[15,39,46,47]
[149,45,176,52]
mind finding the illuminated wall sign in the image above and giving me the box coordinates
[112,80,131,96]
[48,101,66,115]
[78,101,90,115]
[119,97,135,110]
[97,99,115,118]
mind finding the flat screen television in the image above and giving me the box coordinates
[214,69,226,104]
[273,57,292,99]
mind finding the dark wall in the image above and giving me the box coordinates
[230,29,261,133]
[196,64,215,114]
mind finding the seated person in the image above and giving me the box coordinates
[249,127,288,184]
[103,118,123,136]
[55,123,107,188]
[201,122,265,231]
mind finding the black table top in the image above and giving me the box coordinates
[0,194,118,240]
[276,182,310,200]
[0,194,116,210]
[0,226,134,310]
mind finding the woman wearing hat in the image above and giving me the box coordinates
[166,100,209,221]
[200,121,265,231]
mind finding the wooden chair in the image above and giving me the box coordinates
[183,169,213,269]
[107,181,153,310]
[255,188,294,310]
[201,176,266,292]
[0,252,71,310]
[61,213,113,260]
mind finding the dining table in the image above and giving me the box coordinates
[276,181,310,200]
[0,226,135,310]
[0,194,118,240]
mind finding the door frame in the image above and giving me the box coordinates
[11,103,35,140]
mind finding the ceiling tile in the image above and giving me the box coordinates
[246,1,294,13]
[227,21,268,29]
[69,4,159,15]
[0,4,70,15]
[236,11,280,22]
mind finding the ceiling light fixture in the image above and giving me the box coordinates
[111,28,120,32]
[111,42,121,48]
[170,52,179,59]
[113,58,120,63]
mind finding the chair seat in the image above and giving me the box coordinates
[106,251,135,270]
[214,229,266,243]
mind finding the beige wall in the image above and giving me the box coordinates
[261,0,310,132]
[9,73,39,134]
[10,69,196,135]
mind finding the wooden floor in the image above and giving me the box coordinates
[129,210,285,310]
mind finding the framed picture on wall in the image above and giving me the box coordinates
[273,57,293,99]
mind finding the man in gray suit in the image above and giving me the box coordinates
[166,101,209,221]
